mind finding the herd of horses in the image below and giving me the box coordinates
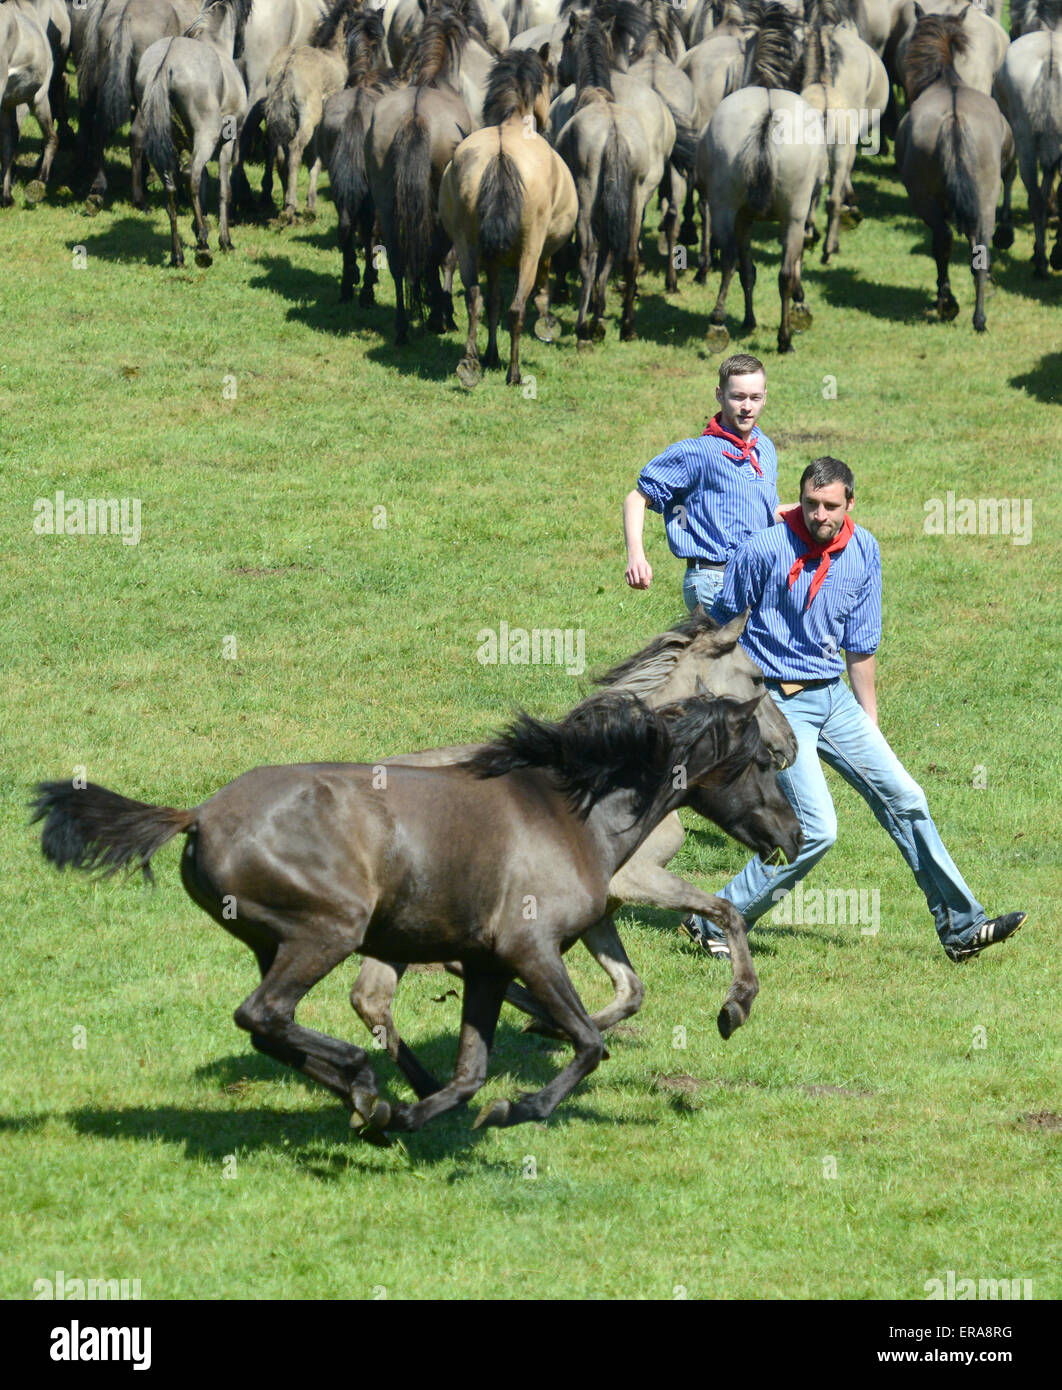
[3,0,1061,366]
[35,611,804,1141]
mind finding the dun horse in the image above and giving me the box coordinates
[895,11,1014,330]
[440,48,577,387]
[35,691,772,1141]
[1,0,59,207]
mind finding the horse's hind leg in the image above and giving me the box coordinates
[506,249,537,386]
[778,213,806,352]
[163,174,184,267]
[483,263,503,369]
[234,933,381,1105]
[189,147,213,267]
[349,958,445,1100]
[353,966,513,1139]
[932,219,957,319]
[218,136,236,252]
[0,110,16,207]
[737,221,757,334]
[31,88,58,187]
[474,951,605,1130]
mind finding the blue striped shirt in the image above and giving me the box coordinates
[709,522,882,679]
[637,430,780,562]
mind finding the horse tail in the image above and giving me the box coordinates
[669,121,699,178]
[477,146,525,264]
[392,110,434,310]
[1028,36,1062,172]
[593,121,635,262]
[99,9,136,140]
[936,95,980,238]
[329,102,371,221]
[32,781,196,884]
[265,55,299,151]
[141,49,179,184]
[745,105,775,218]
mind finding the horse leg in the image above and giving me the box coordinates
[283,135,307,222]
[1022,154,1047,278]
[662,165,683,293]
[822,143,850,265]
[778,213,805,353]
[358,205,378,306]
[591,248,611,341]
[352,966,513,1139]
[932,219,957,320]
[441,244,457,331]
[532,255,559,342]
[349,958,445,1100]
[970,226,989,333]
[1049,169,1062,272]
[218,136,235,252]
[130,110,147,210]
[306,145,320,216]
[483,263,503,369]
[694,189,710,283]
[233,936,382,1106]
[737,225,756,334]
[456,246,484,386]
[679,176,698,245]
[505,250,537,386]
[709,210,737,326]
[575,216,596,341]
[0,109,15,207]
[473,951,605,1130]
[164,174,183,267]
[31,89,58,188]
[519,916,643,1039]
[189,144,213,267]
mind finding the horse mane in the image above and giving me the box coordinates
[805,0,855,27]
[312,0,359,51]
[1011,0,1062,31]
[593,609,721,697]
[483,49,548,124]
[185,0,254,58]
[745,2,803,90]
[597,0,652,62]
[905,13,969,101]
[804,0,849,88]
[450,0,491,46]
[346,9,391,87]
[568,15,615,94]
[634,0,684,62]
[462,693,672,820]
[405,6,469,85]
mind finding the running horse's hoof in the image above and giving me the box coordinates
[939,293,960,322]
[534,312,560,343]
[349,1090,395,1146]
[790,303,813,331]
[456,356,482,390]
[472,1097,513,1129]
[24,179,46,205]
[194,249,213,268]
[705,322,730,353]
[717,999,746,1039]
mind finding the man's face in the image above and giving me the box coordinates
[800,480,853,543]
[716,372,766,436]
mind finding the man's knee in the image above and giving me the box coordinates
[800,816,838,861]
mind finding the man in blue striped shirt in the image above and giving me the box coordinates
[684,457,1025,964]
[624,354,781,612]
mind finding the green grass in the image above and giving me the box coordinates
[1,111,1059,1301]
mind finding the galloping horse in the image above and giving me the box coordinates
[35,691,773,1141]
[440,48,577,387]
[895,11,1014,330]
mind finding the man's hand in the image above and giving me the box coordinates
[625,556,653,589]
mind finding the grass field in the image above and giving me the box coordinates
[2,96,1060,1303]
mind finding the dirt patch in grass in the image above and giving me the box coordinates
[1019,1112,1062,1132]
[652,1074,710,1094]
[801,1084,874,1098]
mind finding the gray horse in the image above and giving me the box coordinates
[1,0,58,206]
[994,20,1062,275]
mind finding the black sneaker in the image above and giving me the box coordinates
[679,916,731,961]
[944,912,1026,962]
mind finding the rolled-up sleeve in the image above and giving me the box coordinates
[637,442,692,515]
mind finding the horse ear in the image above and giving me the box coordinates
[913,1,924,17]
[712,610,750,651]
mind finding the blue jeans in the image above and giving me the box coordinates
[689,678,986,949]
[682,565,725,614]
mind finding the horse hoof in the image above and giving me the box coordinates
[194,249,213,268]
[839,206,862,228]
[704,322,729,353]
[83,199,101,218]
[591,321,606,343]
[456,357,482,390]
[717,1000,745,1040]
[302,208,316,224]
[472,1098,512,1130]
[940,295,960,322]
[534,313,560,343]
[679,220,699,245]
[24,179,46,205]
[576,337,594,355]
[790,304,812,331]
[992,226,1013,251]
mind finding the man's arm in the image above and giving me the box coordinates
[624,488,654,589]
[846,652,877,726]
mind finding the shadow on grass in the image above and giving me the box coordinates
[988,252,1062,306]
[67,216,171,266]
[812,264,930,322]
[1009,352,1062,405]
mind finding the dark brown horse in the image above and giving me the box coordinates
[34,691,769,1141]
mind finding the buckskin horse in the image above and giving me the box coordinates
[35,689,779,1142]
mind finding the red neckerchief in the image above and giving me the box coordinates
[782,506,855,608]
[701,413,763,477]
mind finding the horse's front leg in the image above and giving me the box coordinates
[348,957,444,1100]
[352,966,512,1140]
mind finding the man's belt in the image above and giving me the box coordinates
[686,558,726,570]
[774,678,836,696]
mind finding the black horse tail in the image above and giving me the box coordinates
[31,781,196,884]
[669,121,699,178]
[936,96,980,239]
[746,105,775,218]
[392,111,434,313]
[140,49,178,185]
[477,147,524,264]
[328,103,371,221]
[594,122,634,262]
[99,9,136,140]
